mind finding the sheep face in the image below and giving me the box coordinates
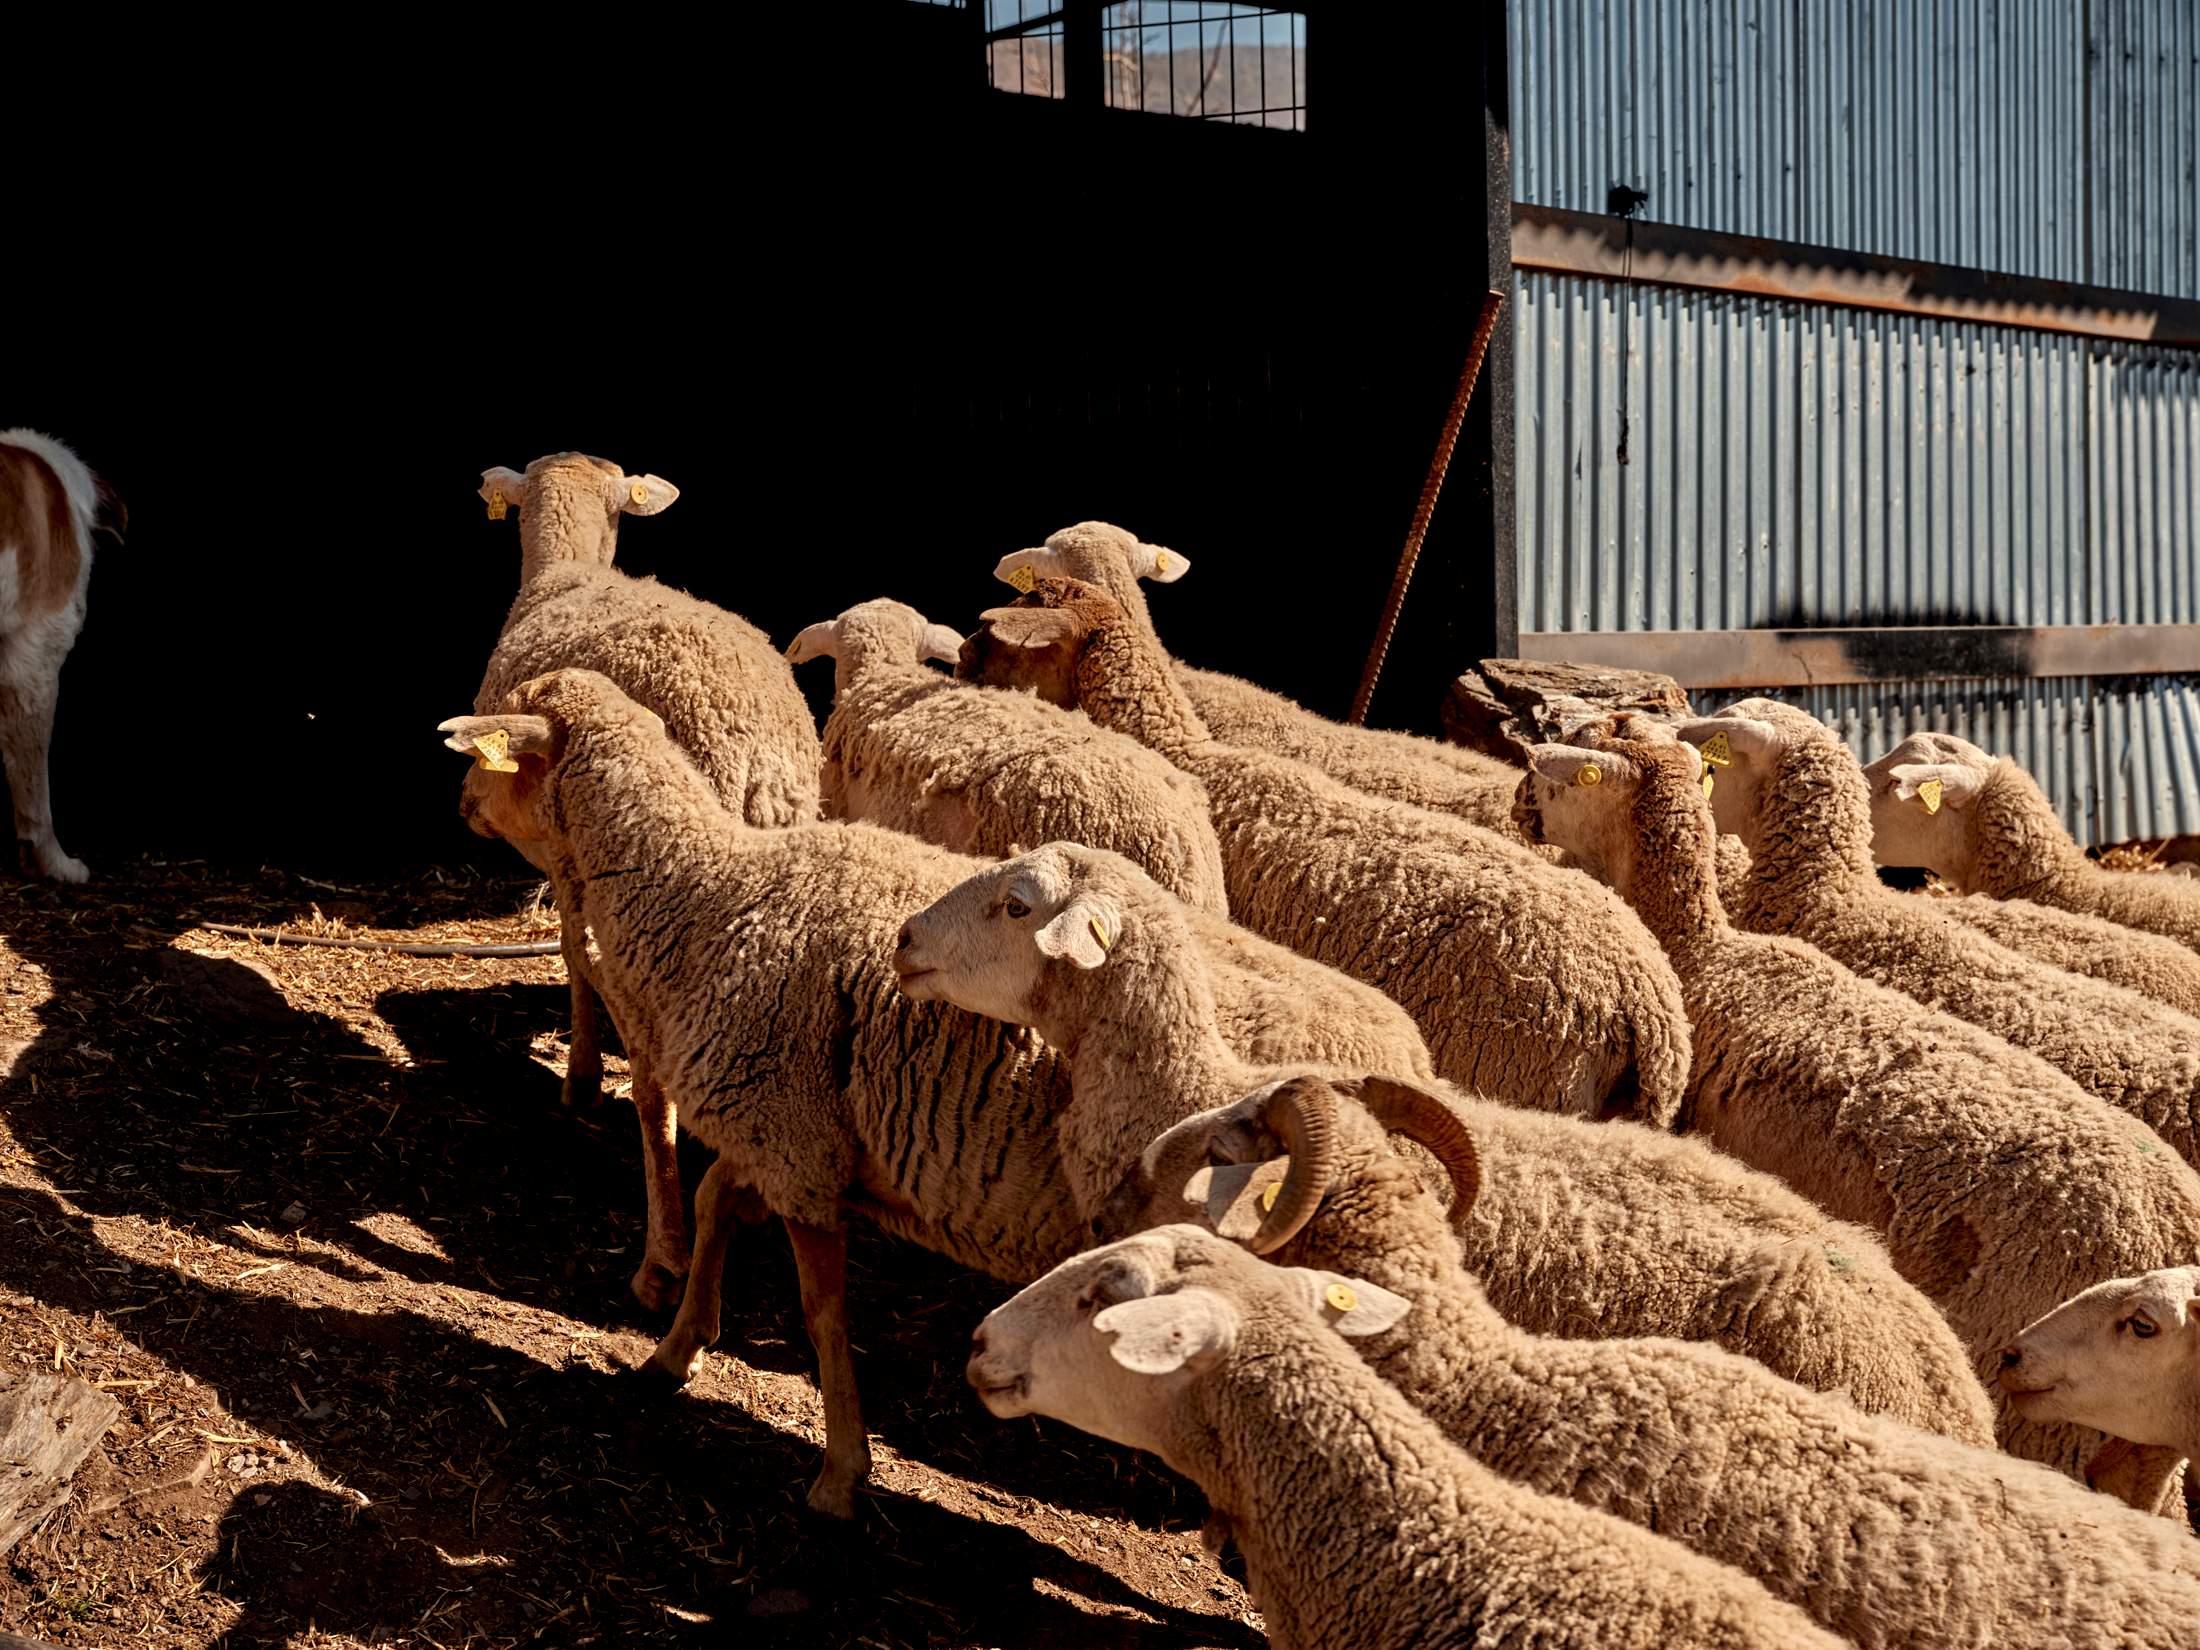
[893,843,1127,1027]
[478,451,677,571]
[965,1224,1404,1448]
[1674,699,1807,846]
[438,713,559,845]
[1862,732,1993,882]
[1089,1079,1299,1242]
[1999,1266,2200,1446]
[1512,743,1656,886]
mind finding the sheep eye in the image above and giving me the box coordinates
[2129,1315,2159,1338]
[1004,899,1031,920]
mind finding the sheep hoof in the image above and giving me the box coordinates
[630,1261,687,1314]
[804,1473,860,1521]
[19,841,88,883]
[560,1073,604,1111]
[634,1347,700,1394]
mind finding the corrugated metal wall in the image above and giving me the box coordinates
[1510,0,2200,841]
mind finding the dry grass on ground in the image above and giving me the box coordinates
[0,862,1255,1649]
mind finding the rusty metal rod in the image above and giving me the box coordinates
[201,922,562,958]
[1349,287,1508,727]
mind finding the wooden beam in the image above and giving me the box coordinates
[0,1373,119,1557]
[1516,625,2200,688]
[1513,204,2200,349]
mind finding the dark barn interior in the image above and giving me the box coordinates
[21,0,1510,875]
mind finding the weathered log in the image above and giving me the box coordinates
[1445,657,1693,764]
[0,1372,120,1556]
[3,1633,76,1650]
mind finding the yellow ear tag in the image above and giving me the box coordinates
[472,729,518,773]
[1153,550,1171,575]
[485,495,508,522]
[1006,563,1037,595]
[1702,769,1716,800]
[1088,917,1111,953]
[1576,764,1602,787]
[1261,1182,1280,1212]
[1323,1282,1358,1313]
[1699,730,1733,768]
[1918,778,1944,815]
[629,481,649,506]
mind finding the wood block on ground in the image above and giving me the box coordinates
[1446,658,1693,764]
[0,1372,121,1557]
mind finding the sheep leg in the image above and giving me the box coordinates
[559,919,604,1109]
[646,1157,745,1383]
[629,1050,691,1313]
[0,631,85,883]
[786,1219,870,1519]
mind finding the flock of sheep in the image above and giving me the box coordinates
[415,450,2200,1648]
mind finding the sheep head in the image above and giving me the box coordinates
[479,451,678,575]
[1998,1265,2200,1452]
[1094,1074,1482,1253]
[1515,717,1703,879]
[893,842,1149,1034]
[993,521,1188,613]
[965,1223,1406,1451]
[439,668,666,845]
[786,598,964,698]
[1862,731,1995,883]
[957,577,1110,705]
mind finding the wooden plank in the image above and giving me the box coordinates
[0,1372,120,1557]
[1445,659,1690,763]
[1514,625,2200,689]
[1513,204,2200,350]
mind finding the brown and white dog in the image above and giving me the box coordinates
[0,430,125,881]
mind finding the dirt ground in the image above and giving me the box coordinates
[0,862,1257,1649]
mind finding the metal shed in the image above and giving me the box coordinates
[1506,0,2200,843]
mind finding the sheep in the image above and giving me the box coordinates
[897,841,1995,1443]
[1868,726,2200,959]
[1121,1076,2200,1650]
[0,431,126,882]
[472,451,823,1133]
[1677,697,2200,1171]
[2000,1265,2200,1510]
[785,596,1228,913]
[970,1224,1852,1650]
[437,669,1539,1518]
[1515,713,2200,1505]
[984,520,1526,835]
[957,575,1694,1125]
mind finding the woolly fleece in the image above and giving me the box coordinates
[792,597,1227,913]
[1521,717,2200,1495]
[974,1227,1850,1650]
[1191,1089,2200,1650]
[964,577,1693,1125]
[1694,699,2200,1170]
[901,843,1993,1443]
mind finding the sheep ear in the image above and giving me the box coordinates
[1034,892,1124,971]
[1185,1161,1284,1244]
[1523,745,1619,790]
[1678,714,1782,767]
[437,714,554,771]
[921,623,966,666]
[617,473,679,516]
[785,620,842,664]
[1139,542,1190,583]
[994,547,1061,595]
[1885,762,1982,814]
[479,466,527,521]
[979,606,1083,652]
[1284,1267,1412,1338]
[1095,1287,1239,1375]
